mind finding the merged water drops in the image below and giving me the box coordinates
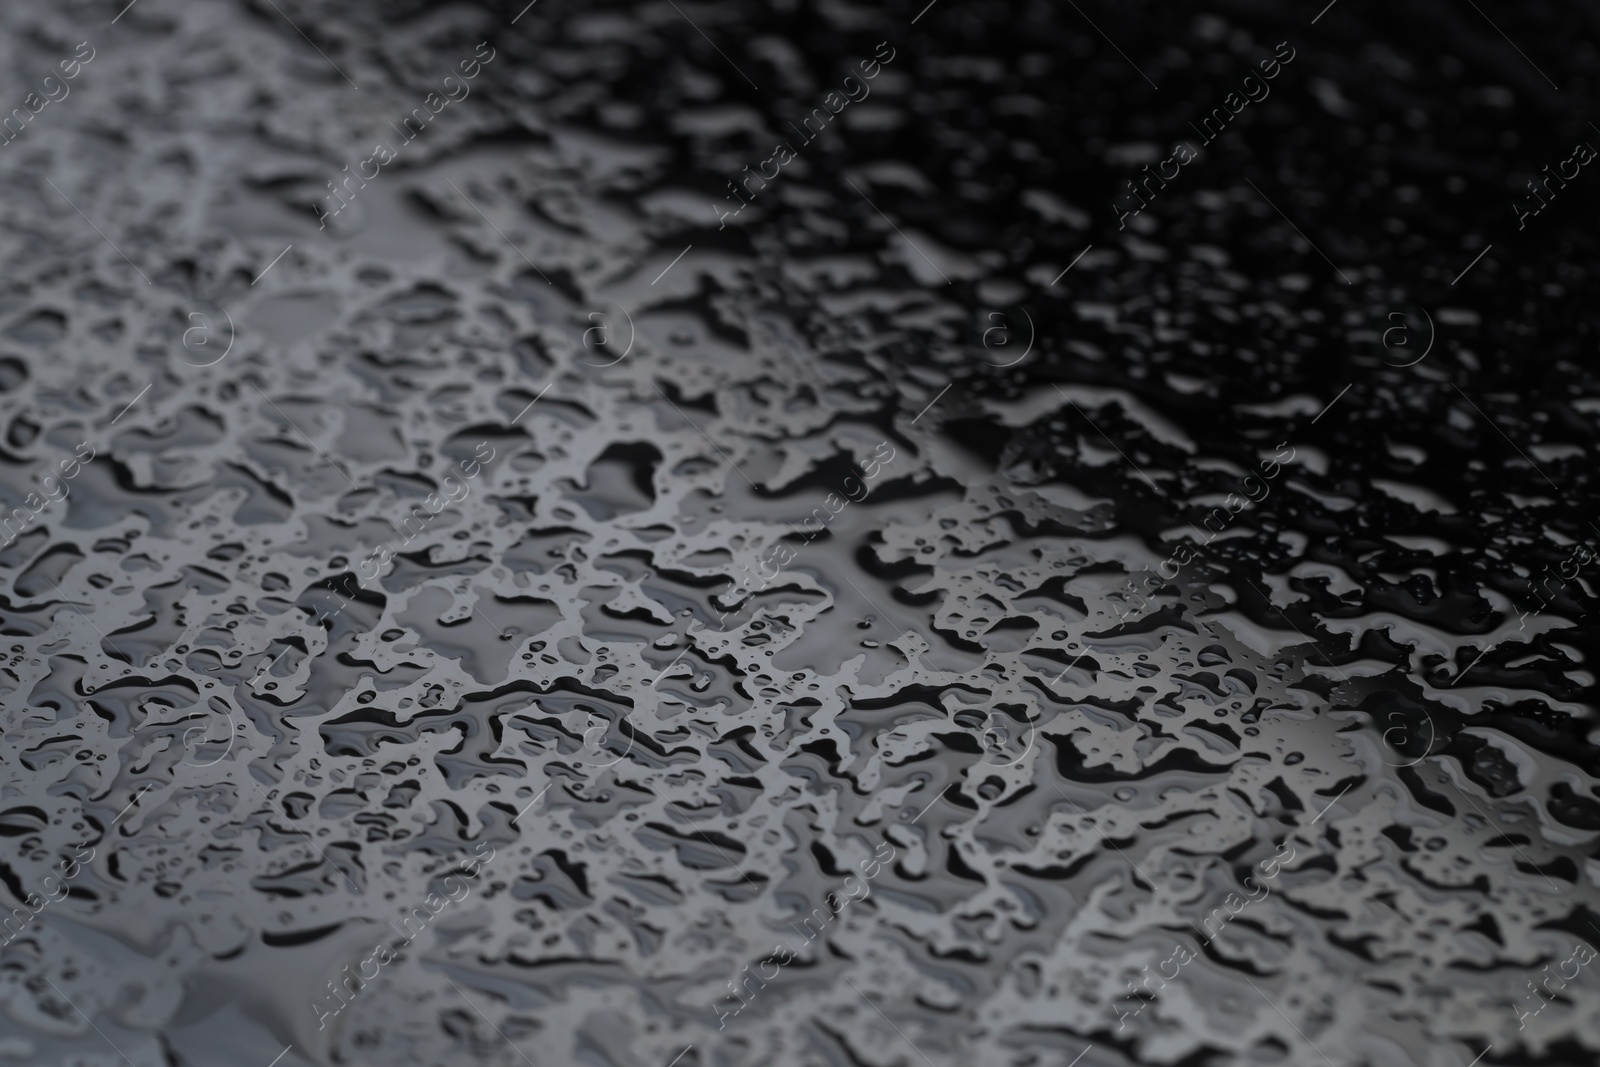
[0,1,1596,1066]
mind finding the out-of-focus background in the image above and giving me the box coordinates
[2,1,1599,1065]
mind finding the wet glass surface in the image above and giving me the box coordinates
[1,1,1599,1065]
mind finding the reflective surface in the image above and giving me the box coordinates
[1,2,1598,1066]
